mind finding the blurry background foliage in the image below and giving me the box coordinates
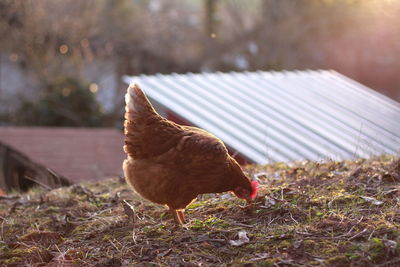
[14,77,105,127]
[0,0,399,127]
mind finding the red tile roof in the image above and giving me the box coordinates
[0,127,126,184]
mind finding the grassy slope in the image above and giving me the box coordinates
[0,155,399,266]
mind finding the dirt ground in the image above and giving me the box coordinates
[1,155,399,266]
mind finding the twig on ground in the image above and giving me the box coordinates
[348,228,368,241]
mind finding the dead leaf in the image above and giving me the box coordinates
[229,230,250,246]
[384,240,397,254]
[122,200,135,222]
[220,193,232,199]
[293,239,303,249]
[249,253,270,261]
[261,197,276,209]
[361,196,384,205]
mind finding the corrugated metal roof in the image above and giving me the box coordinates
[124,70,400,164]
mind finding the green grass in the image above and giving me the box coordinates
[0,155,399,266]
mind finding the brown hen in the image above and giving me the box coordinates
[122,84,258,225]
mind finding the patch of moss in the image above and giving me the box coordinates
[303,239,318,250]
[71,224,89,235]
[375,222,399,240]
[325,255,349,265]
[190,219,207,231]
[0,246,53,266]
[2,257,22,265]
[278,240,291,249]
[204,216,225,226]
[102,234,113,241]
[187,201,208,210]
[142,225,167,237]
[369,238,386,263]
[322,246,339,255]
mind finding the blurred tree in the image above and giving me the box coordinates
[202,0,219,69]
[205,0,218,36]
[0,0,399,128]
[14,77,104,127]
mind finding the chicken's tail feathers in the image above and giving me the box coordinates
[124,83,158,158]
[125,83,157,119]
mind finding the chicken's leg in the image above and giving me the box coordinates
[169,206,184,225]
[177,210,186,224]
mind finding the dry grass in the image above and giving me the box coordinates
[1,155,399,266]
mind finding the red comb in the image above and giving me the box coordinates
[250,180,259,200]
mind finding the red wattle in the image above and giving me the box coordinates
[250,180,259,200]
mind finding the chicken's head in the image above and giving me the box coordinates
[234,180,259,203]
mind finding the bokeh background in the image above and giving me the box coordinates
[1,0,399,127]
